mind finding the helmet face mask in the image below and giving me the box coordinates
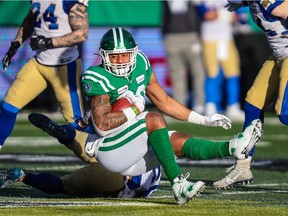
[99,27,138,77]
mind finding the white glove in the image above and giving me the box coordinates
[121,90,145,113]
[225,0,245,12]
[204,113,232,130]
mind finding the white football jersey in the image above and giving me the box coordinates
[200,0,234,41]
[31,0,87,66]
[248,0,288,60]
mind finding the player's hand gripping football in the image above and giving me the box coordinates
[204,113,232,130]
[30,36,53,50]
[121,91,146,114]
[225,0,245,12]
[2,41,20,71]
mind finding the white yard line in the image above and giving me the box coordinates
[5,137,59,146]
[0,200,160,207]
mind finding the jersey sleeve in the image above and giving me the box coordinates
[137,52,153,85]
[81,68,110,97]
[260,0,284,14]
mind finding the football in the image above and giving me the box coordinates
[111,97,132,112]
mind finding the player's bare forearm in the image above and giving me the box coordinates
[91,95,127,131]
[52,3,88,47]
[147,72,191,121]
[14,11,34,44]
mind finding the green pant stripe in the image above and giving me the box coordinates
[103,118,146,142]
[99,118,147,151]
[99,127,147,151]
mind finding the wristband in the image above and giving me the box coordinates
[123,107,137,121]
[11,41,21,49]
[187,111,206,125]
[131,105,140,116]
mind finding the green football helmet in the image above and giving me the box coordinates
[99,27,138,77]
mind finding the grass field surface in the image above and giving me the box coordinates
[0,112,287,216]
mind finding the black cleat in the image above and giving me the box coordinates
[28,113,68,140]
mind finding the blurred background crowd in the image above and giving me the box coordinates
[0,0,271,121]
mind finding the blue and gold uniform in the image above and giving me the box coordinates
[196,0,243,119]
[0,0,86,149]
[212,0,288,189]
[244,0,288,130]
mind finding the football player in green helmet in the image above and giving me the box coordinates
[14,27,262,205]
[99,28,138,77]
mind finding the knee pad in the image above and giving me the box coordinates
[279,114,288,126]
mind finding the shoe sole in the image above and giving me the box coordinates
[214,178,253,190]
[241,120,263,157]
[28,113,67,139]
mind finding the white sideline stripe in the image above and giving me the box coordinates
[152,189,288,199]
[0,154,280,168]
[5,136,286,148]
[23,165,85,172]
[176,158,274,167]
[221,190,288,195]
[247,183,288,187]
[0,154,275,167]
[0,200,160,208]
[5,137,59,146]
[159,181,288,188]
[0,154,83,163]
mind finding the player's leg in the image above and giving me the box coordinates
[92,111,204,204]
[144,112,205,205]
[35,59,96,163]
[43,58,84,123]
[164,34,188,106]
[0,59,47,149]
[0,167,63,194]
[203,40,222,115]
[221,40,244,121]
[60,162,124,195]
[276,57,288,125]
[186,33,205,113]
[213,55,278,189]
[170,118,262,161]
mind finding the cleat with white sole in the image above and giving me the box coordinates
[229,119,263,160]
[213,158,253,189]
[172,173,205,205]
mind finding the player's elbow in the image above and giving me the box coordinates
[81,31,88,42]
[79,31,88,43]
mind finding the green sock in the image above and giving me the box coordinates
[181,138,230,160]
[148,128,181,184]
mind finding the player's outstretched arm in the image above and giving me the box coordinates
[2,10,34,70]
[146,72,232,130]
[52,3,89,47]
